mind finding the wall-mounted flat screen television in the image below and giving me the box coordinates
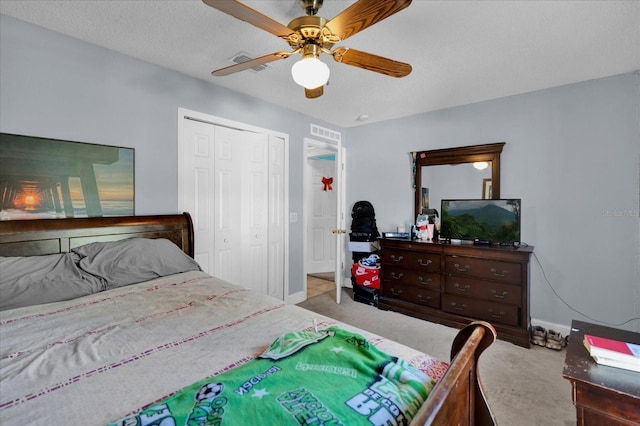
[440,199,521,244]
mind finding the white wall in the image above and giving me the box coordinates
[344,72,640,331]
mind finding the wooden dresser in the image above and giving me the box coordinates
[379,238,534,347]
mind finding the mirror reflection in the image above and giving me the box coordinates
[420,162,492,213]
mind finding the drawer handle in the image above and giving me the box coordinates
[391,272,404,280]
[488,309,505,319]
[490,268,509,277]
[418,259,432,267]
[451,302,467,311]
[491,289,509,299]
[454,263,471,272]
[391,288,403,296]
[418,293,431,301]
[391,255,404,262]
[418,276,432,286]
[454,283,471,292]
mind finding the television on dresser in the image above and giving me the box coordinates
[440,199,521,245]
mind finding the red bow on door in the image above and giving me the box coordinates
[322,177,333,191]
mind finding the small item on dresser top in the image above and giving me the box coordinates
[415,214,430,240]
[382,231,411,239]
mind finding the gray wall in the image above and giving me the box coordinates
[344,72,640,331]
[0,15,345,296]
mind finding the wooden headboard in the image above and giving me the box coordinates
[0,213,194,257]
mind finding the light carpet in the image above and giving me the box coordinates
[297,288,575,426]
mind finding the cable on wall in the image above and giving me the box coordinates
[532,251,640,327]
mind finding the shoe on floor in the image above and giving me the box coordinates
[530,325,547,347]
[545,329,566,350]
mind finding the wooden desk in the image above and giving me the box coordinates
[562,320,640,425]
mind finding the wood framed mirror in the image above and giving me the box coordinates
[414,142,505,218]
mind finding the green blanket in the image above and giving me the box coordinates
[109,327,435,425]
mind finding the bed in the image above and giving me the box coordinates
[0,213,496,425]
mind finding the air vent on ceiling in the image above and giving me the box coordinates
[229,52,268,72]
[311,124,341,143]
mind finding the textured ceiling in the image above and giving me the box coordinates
[1,0,638,128]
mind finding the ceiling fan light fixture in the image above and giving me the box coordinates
[291,56,330,90]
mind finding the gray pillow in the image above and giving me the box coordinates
[0,253,104,311]
[73,238,201,289]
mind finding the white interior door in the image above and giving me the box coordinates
[307,158,336,274]
[334,144,346,304]
[304,138,346,303]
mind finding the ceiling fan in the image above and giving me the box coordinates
[202,0,413,98]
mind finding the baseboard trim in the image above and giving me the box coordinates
[286,290,306,305]
[343,275,352,288]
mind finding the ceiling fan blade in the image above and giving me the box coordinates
[305,86,324,98]
[325,0,412,41]
[332,47,411,78]
[212,52,290,76]
[202,0,293,39]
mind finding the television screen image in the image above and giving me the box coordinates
[440,199,521,244]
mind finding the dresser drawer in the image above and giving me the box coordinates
[383,265,441,291]
[382,281,441,309]
[382,249,441,272]
[442,294,519,326]
[444,275,521,306]
[445,255,521,284]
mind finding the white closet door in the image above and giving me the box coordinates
[213,126,268,293]
[212,125,243,284]
[268,135,285,300]
[179,113,284,299]
[179,119,216,272]
[239,130,269,294]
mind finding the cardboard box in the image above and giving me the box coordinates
[348,240,380,252]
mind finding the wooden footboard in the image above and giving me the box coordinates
[411,321,497,426]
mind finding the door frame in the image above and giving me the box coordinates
[303,137,346,303]
[177,107,290,299]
